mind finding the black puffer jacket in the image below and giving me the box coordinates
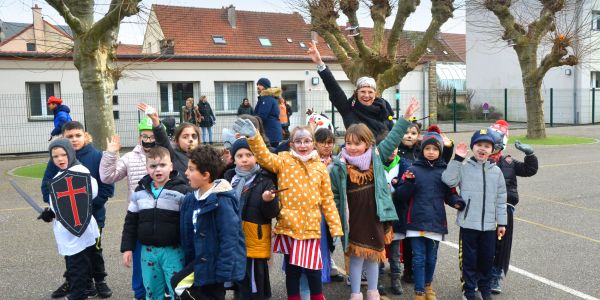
[496,154,538,206]
[198,101,215,127]
[120,171,191,252]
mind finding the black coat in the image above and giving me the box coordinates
[497,154,538,206]
[198,101,215,127]
[318,66,394,138]
[237,105,254,116]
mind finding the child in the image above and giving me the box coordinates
[174,145,246,300]
[233,119,343,300]
[224,138,280,300]
[138,103,201,176]
[487,121,538,294]
[441,129,508,300]
[100,117,156,299]
[39,138,100,300]
[395,130,465,300]
[47,96,72,140]
[41,121,115,298]
[120,146,189,300]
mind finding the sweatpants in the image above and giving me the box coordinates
[132,241,145,298]
[66,245,94,300]
[459,228,496,297]
[141,245,184,299]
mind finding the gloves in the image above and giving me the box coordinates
[48,135,53,142]
[455,200,466,211]
[232,118,257,138]
[38,207,55,222]
[515,140,534,155]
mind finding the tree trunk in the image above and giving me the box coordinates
[522,79,546,139]
[73,36,116,150]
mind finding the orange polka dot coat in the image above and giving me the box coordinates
[247,134,343,240]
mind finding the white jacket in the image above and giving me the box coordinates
[100,145,147,199]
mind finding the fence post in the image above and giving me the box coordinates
[395,88,400,119]
[550,88,554,127]
[593,88,596,124]
[177,90,183,124]
[453,88,457,132]
[504,88,508,121]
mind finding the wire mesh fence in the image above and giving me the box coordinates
[1,88,598,154]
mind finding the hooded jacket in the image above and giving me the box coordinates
[254,87,282,144]
[442,157,507,231]
[100,145,147,199]
[50,104,72,136]
[179,179,246,286]
[42,143,115,227]
[329,118,410,251]
[153,123,189,177]
[496,154,538,206]
[120,171,189,252]
[318,66,394,138]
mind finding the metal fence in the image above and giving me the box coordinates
[1,88,598,154]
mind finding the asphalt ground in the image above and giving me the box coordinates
[1,125,599,300]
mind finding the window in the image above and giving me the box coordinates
[212,35,226,44]
[158,82,197,113]
[258,37,272,47]
[26,43,36,51]
[593,11,600,30]
[214,82,251,112]
[286,38,293,43]
[281,83,299,113]
[442,50,448,55]
[299,42,306,48]
[593,72,600,88]
[426,47,432,53]
[28,82,60,118]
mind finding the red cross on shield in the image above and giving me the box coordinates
[50,170,93,237]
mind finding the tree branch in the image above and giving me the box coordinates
[369,0,391,54]
[405,0,453,63]
[387,0,419,59]
[45,0,85,34]
[316,29,351,64]
[484,1,526,44]
[340,0,373,58]
[527,0,564,42]
[88,0,141,39]
[537,37,577,78]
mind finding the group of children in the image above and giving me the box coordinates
[40,94,537,300]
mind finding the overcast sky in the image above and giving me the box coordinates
[0,0,465,44]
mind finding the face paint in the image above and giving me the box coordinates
[141,141,156,148]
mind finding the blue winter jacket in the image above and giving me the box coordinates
[179,179,246,286]
[42,144,115,227]
[394,158,465,234]
[254,87,282,145]
[50,104,72,136]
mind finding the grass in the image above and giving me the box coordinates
[12,163,47,179]
[508,135,597,145]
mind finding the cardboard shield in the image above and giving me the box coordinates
[49,170,93,237]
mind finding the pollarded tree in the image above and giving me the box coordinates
[476,0,594,138]
[298,0,455,95]
[45,0,141,148]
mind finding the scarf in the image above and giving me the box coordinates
[489,151,503,163]
[341,147,372,171]
[290,149,318,162]
[383,155,400,172]
[350,97,394,137]
[232,164,261,204]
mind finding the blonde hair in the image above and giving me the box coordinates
[345,123,375,146]
[290,125,314,142]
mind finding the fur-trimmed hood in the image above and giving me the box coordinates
[259,87,282,98]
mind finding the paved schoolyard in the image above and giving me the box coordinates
[1,125,599,300]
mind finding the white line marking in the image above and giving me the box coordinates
[441,241,600,300]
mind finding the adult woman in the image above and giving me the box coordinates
[307,42,396,140]
[197,95,216,144]
[182,97,201,125]
[237,98,254,116]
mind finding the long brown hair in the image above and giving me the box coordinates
[345,123,375,146]
[174,122,201,151]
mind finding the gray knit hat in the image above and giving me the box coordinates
[48,138,78,169]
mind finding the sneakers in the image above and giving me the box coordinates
[490,268,503,294]
[349,292,363,300]
[424,284,436,300]
[390,273,403,295]
[51,282,69,299]
[95,281,113,298]
[85,281,98,298]
[413,292,426,300]
[377,275,387,295]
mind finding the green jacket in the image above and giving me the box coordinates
[329,118,410,251]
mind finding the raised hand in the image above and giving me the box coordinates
[403,97,420,119]
[514,140,534,155]
[232,118,257,138]
[307,41,324,65]
[106,135,121,153]
[442,134,453,147]
[137,103,159,126]
[455,142,468,158]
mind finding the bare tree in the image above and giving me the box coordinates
[292,0,456,94]
[473,0,595,138]
[45,0,141,148]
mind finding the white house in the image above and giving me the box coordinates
[466,1,600,124]
[0,4,464,154]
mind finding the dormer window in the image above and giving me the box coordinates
[258,37,272,47]
[442,50,448,55]
[426,47,432,53]
[212,35,227,45]
[299,42,307,48]
[26,43,36,51]
[286,38,293,43]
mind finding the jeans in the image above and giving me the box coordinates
[410,237,439,293]
[201,126,213,144]
[132,241,145,298]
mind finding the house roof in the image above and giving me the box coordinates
[0,21,30,42]
[440,32,466,62]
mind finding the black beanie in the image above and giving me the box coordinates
[231,138,251,157]
[257,78,271,89]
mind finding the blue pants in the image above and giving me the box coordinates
[141,245,184,300]
[459,228,496,297]
[201,127,213,144]
[410,237,439,293]
[132,241,145,298]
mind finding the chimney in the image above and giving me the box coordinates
[227,5,236,28]
[32,4,45,51]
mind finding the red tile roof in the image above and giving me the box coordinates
[440,32,466,62]
[116,44,142,55]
